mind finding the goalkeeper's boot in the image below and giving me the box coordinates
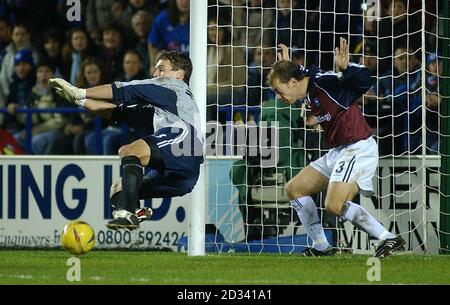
[300,246,336,257]
[374,235,405,258]
[106,209,139,230]
[108,197,152,223]
[136,207,153,223]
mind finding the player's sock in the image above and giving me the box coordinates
[291,196,330,251]
[342,201,395,240]
[120,156,143,214]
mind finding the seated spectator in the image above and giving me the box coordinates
[76,57,109,154]
[0,24,39,108]
[147,0,189,75]
[356,42,379,131]
[246,44,276,109]
[206,16,246,121]
[62,27,95,85]
[130,10,153,77]
[378,45,422,155]
[85,0,118,45]
[4,49,36,148]
[276,0,305,48]
[117,49,146,81]
[119,0,160,39]
[40,28,66,79]
[378,0,421,74]
[28,61,66,154]
[426,53,442,154]
[99,23,126,82]
[0,17,11,62]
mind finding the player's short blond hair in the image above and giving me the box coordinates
[267,60,307,87]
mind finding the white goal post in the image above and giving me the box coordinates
[189,0,208,256]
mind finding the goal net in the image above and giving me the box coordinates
[204,0,450,255]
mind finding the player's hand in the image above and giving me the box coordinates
[49,78,85,105]
[277,44,290,61]
[335,37,349,72]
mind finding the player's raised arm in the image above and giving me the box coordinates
[335,37,349,72]
[334,37,372,95]
[277,43,290,61]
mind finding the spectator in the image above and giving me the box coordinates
[119,0,160,38]
[232,0,274,47]
[425,53,442,154]
[206,16,246,121]
[147,0,189,75]
[62,27,94,85]
[247,45,276,107]
[0,24,39,108]
[40,29,66,78]
[99,23,126,82]
[117,50,146,81]
[378,45,422,155]
[28,61,65,154]
[378,0,421,74]
[86,0,118,44]
[0,17,11,61]
[356,42,379,131]
[131,10,153,77]
[275,0,305,49]
[4,49,36,147]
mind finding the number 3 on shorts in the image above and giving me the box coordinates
[335,161,345,173]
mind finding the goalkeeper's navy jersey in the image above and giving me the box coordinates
[304,63,373,148]
[111,77,204,155]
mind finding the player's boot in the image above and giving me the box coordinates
[374,235,406,258]
[108,196,151,223]
[300,246,336,257]
[106,209,139,230]
[136,207,153,223]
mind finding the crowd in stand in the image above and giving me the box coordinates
[0,0,444,157]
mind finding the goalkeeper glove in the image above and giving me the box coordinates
[49,78,86,104]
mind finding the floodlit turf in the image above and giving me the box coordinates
[0,250,449,284]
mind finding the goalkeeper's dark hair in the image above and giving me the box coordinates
[156,50,193,84]
[267,60,307,87]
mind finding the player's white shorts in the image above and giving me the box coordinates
[310,137,378,197]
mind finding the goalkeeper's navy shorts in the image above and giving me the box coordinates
[138,126,204,199]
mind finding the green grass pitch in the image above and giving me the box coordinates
[0,250,449,284]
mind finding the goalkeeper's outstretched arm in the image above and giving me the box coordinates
[48,78,116,119]
[86,85,113,100]
[82,98,117,120]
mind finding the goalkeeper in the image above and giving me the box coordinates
[268,38,405,258]
[49,51,204,230]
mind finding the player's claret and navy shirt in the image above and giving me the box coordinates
[304,63,373,148]
[110,77,204,198]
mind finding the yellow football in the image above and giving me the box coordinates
[60,220,95,255]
